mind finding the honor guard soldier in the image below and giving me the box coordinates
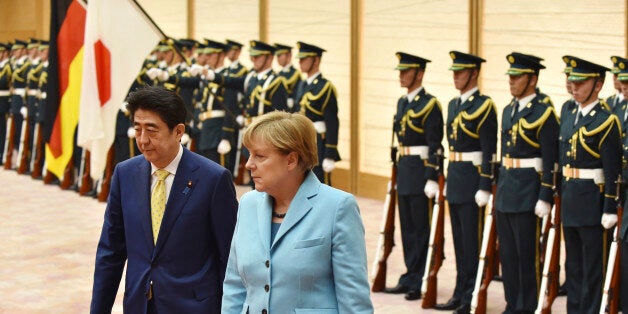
[0,43,11,165]
[294,41,340,185]
[274,43,302,112]
[515,52,554,107]
[608,56,625,112]
[496,52,559,313]
[31,41,49,178]
[560,57,622,313]
[383,52,444,301]
[23,39,45,172]
[223,39,249,176]
[615,56,628,313]
[614,57,628,136]
[8,39,30,169]
[431,51,497,312]
[195,39,237,168]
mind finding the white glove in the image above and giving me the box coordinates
[443,182,447,197]
[204,69,215,81]
[127,127,136,138]
[322,158,335,173]
[197,122,203,130]
[157,69,169,81]
[287,98,295,109]
[20,106,28,118]
[601,213,618,229]
[475,190,491,207]
[189,64,204,76]
[180,133,190,145]
[534,200,551,218]
[146,68,159,80]
[424,180,439,199]
[217,139,232,154]
[235,115,245,126]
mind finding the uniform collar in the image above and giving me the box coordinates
[306,72,321,85]
[516,93,536,110]
[406,86,423,102]
[459,86,478,104]
[578,100,599,117]
[256,68,273,80]
[281,64,293,72]
[229,60,240,69]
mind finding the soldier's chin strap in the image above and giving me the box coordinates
[516,74,533,99]
[460,69,473,93]
[411,68,420,88]
[584,77,599,105]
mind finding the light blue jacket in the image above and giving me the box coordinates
[222,171,374,313]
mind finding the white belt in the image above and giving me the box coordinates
[27,90,38,96]
[562,166,604,184]
[12,88,25,96]
[503,157,543,172]
[0,90,9,97]
[398,145,429,158]
[449,151,483,166]
[198,110,225,121]
[313,121,326,134]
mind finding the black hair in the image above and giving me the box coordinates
[126,86,187,130]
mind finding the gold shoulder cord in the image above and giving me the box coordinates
[405,97,437,134]
[517,106,557,148]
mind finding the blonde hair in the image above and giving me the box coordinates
[243,111,318,170]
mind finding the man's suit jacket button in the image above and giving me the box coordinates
[262,309,268,314]
[265,260,269,268]
[264,284,269,292]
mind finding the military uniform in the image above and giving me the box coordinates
[222,39,249,176]
[9,40,30,166]
[614,57,628,313]
[24,43,45,172]
[0,43,12,165]
[384,52,443,298]
[294,42,340,185]
[435,51,497,312]
[274,43,302,112]
[560,57,621,314]
[496,53,559,313]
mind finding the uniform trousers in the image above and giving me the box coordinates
[449,202,480,305]
[564,225,605,314]
[495,211,539,313]
[396,193,430,289]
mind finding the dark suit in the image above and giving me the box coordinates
[393,87,443,290]
[295,74,340,185]
[445,90,497,305]
[497,95,559,312]
[559,101,621,314]
[91,147,238,314]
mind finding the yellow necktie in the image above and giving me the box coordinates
[151,169,170,244]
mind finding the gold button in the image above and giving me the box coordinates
[508,130,512,134]
[450,146,454,150]
[566,152,571,156]
[506,141,511,146]
[450,135,454,139]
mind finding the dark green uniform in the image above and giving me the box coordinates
[443,52,497,310]
[0,43,12,165]
[560,57,621,314]
[274,43,302,112]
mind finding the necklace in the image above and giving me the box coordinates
[272,211,287,218]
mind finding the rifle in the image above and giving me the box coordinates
[421,150,446,308]
[97,145,115,202]
[471,161,500,314]
[599,174,623,314]
[536,164,562,314]
[2,114,15,169]
[78,149,93,196]
[30,122,44,179]
[16,115,31,174]
[371,131,398,292]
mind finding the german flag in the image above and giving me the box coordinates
[44,0,86,178]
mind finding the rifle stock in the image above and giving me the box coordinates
[16,118,31,174]
[421,169,446,308]
[78,150,93,196]
[29,122,44,179]
[3,115,15,169]
[97,146,115,202]
[471,194,497,314]
[600,174,623,314]
[60,157,75,190]
[536,166,562,314]
[371,163,397,292]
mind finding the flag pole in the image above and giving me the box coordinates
[130,0,190,65]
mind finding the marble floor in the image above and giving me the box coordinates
[0,168,568,313]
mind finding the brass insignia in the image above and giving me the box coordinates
[612,56,618,63]
[563,56,569,63]
[396,53,401,60]
[621,62,626,70]
[450,52,456,60]
[469,96,474,102]
[508,55,514,64]
[590,110,595,116]
[251,41,256,47]
[414,95,419,101]
[526,103,532,108]
[314,79,318,84]
[570,60,577,67]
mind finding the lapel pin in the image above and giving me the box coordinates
[187,180,193,187]
[591,110,596,116]
[526,103,532,108]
